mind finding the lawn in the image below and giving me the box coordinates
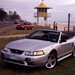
[0,26,51,35]
[0,29,33,35]
[0,38,75,75]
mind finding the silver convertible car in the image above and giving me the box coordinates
[1,29,75,69]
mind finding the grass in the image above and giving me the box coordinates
[0,29,32,35]
[0,29,33,35]
[0,26,51,35]
[0,26,75,75]
[0,38,75,75]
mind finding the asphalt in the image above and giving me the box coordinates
[0,21,14,28]
[0,24,18,33]
[0,22,26,38]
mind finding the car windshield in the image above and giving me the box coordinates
[28,30,60,42]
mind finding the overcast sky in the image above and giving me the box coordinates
[0,0,75,23]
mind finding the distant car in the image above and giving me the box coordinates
[1,29,75,69]
[16,23,34,30]
[14,21,18,24]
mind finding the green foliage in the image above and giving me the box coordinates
[0,27,75,75]
[0,8,7,21]
[0,8,21,21]
[0,38,75,75]
[9,11,21,21]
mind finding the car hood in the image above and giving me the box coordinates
[6,39,55,51]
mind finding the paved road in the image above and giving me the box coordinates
[0,21,15,28]
[0,22,27,39]
[0,23,20,33]
[0,21,23,33]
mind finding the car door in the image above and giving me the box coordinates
[57,34,73,58]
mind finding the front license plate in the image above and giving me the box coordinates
[10,54,18,60]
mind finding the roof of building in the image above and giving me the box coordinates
[35,2,51,9]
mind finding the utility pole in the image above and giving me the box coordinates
[68,13,71,32]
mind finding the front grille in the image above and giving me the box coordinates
[10,49,24,54]
[6,58,24,64]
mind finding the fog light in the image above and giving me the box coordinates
[25,58,31,62]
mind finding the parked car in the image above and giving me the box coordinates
[16,22,34,30]
[1,29,75,69]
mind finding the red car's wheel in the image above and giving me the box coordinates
[25,28,27,30]
[31,27,34,30]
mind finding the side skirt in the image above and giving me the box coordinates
[57,53,72,62]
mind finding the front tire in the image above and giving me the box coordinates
[45,53,57,69]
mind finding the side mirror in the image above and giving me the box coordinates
[60,39,66,43]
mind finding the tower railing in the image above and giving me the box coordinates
[34,12,51,17]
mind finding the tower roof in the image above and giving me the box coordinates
[35,2,51,9]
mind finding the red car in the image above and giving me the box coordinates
[16,23,34,30]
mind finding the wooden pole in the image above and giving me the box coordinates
[68,13,71,32]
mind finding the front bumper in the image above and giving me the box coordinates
[1,50,48,67]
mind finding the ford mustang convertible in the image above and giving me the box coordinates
[1,29,75,69]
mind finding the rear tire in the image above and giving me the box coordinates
[31,27,34,30]
[45,52,57,69]
[25,28,27,30]
[72,46,75,58]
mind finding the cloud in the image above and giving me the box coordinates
[46,0,75,6]
[9,0,26,3]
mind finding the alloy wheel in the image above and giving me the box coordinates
[46,53,57,69]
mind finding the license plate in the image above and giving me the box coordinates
[10,54,18,60]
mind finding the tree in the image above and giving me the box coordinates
[9,11,21,21]
[0,8,7,21]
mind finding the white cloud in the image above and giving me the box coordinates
[60,0,75,5]
[9,0,26,3]
[46,0,75,6]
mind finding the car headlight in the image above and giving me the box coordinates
[25,51,44,56]
[25,51,33,56]
[34,51,44,56]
